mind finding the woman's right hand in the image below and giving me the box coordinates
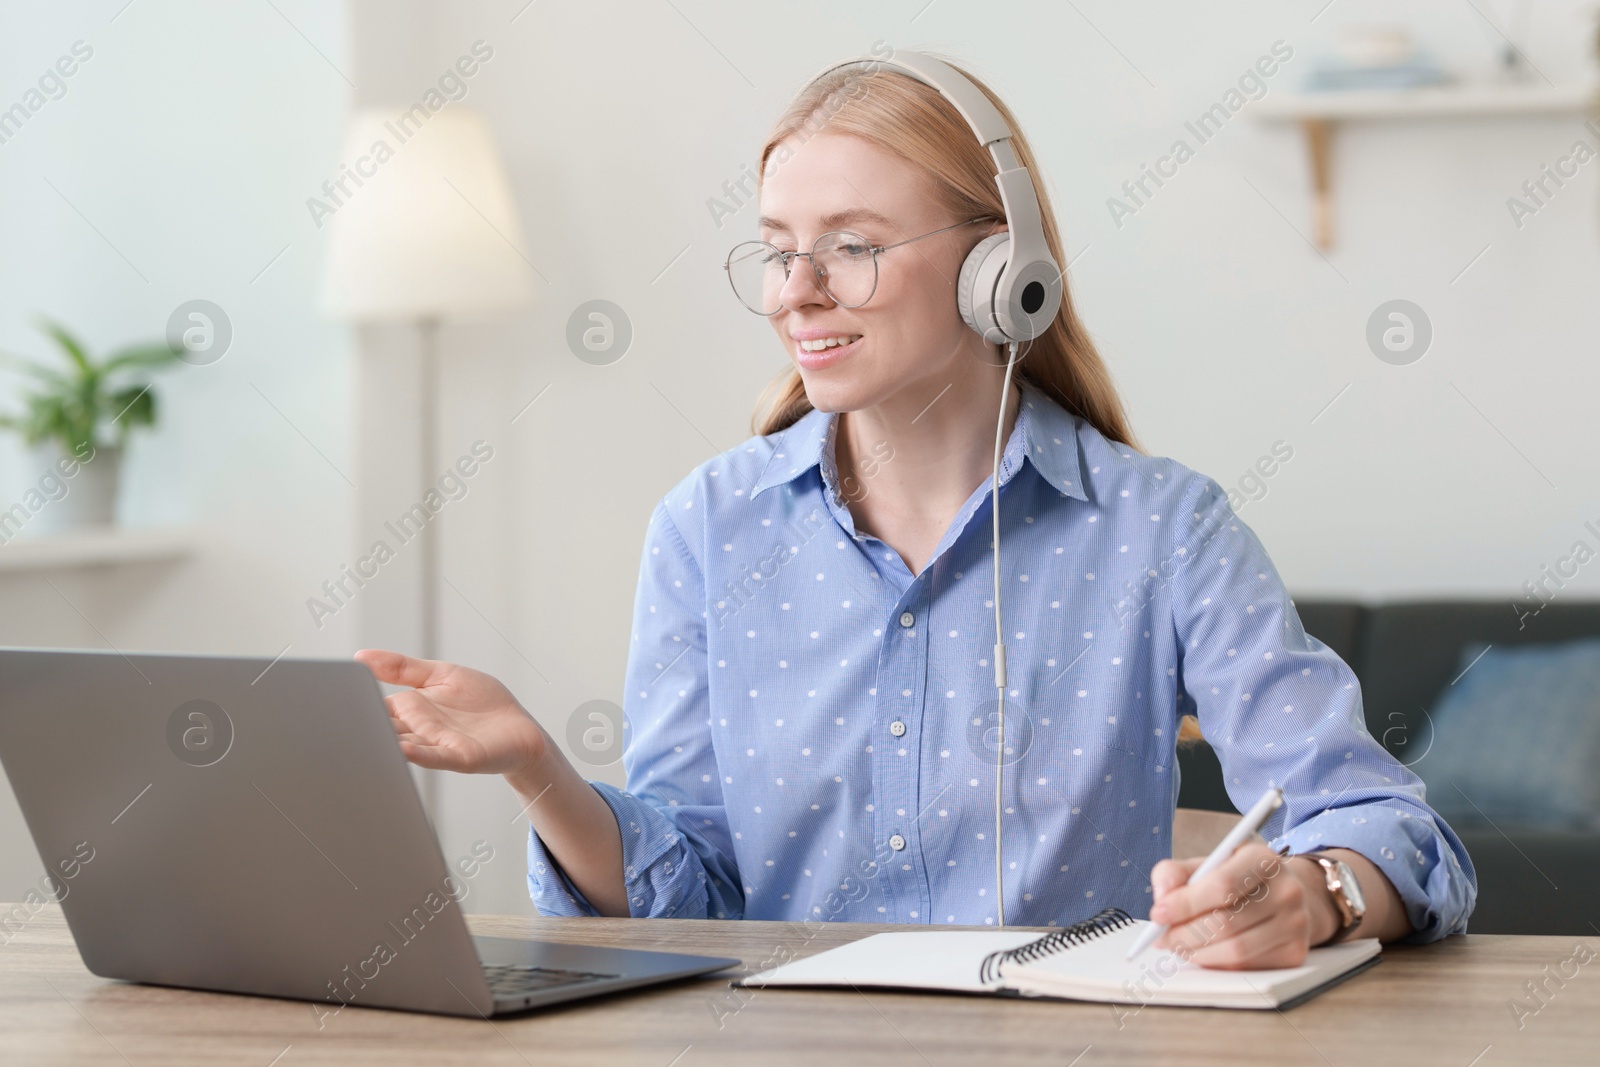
[358,649,629,915]
[354,649,547,778]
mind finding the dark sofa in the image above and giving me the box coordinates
[1176,599,1600,935]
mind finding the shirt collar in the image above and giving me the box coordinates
[750,379,1088,502]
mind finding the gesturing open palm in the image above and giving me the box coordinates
[354,649,545,777]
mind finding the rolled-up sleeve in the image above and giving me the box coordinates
[526,498,744,919]
[1170,476,1477,942]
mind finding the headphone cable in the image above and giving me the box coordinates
[991,340,1022,927]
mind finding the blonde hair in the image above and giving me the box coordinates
[749,55,1139,455]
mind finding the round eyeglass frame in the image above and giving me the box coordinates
[723,218,987,316]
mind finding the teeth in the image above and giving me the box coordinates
[798,335,860,352]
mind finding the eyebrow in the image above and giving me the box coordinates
[759,207,897,233]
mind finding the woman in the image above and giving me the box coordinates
[357,54,1475,969]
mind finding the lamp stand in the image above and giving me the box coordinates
[418,315,441,822]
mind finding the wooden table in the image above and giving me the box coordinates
[1,903,1595,1066]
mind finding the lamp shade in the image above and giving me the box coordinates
[321,106,536,321]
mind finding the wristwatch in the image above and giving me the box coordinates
[1309,853,1366,942]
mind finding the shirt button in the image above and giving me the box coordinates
[889,721,907,737]
[899,611,915,628]
[889,834,907,851]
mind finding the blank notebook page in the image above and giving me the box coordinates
[744,930,1040,993]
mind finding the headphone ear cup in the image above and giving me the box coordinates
[957,233,1011,344]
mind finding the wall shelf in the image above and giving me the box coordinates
[1252,82,1598,247]
[0,525,196,573]
[1255,83,1596,122]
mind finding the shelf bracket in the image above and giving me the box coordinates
[1301,117,1335,249]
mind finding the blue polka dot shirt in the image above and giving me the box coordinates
[527,380,1476,938]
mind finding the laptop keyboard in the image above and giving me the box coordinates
[482,963,620,997]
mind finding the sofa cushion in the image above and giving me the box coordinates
[1355,601,1600,760]
[1416,637,1600,831]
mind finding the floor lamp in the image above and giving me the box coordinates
[322,106,536,817]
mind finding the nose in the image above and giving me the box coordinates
[777,253,834,311]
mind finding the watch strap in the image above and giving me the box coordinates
[1312,854,1363,941]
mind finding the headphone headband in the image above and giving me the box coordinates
[815,52,1014,147]
[808,51,1063,342]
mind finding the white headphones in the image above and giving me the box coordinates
[811,51,1063,345]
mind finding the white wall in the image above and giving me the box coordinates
[2,0,1597,916]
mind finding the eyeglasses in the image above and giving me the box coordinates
[724,218,987,316]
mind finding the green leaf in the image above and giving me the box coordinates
[0,347,73,379]
[9,392,89,451]
[38,319,93,378]
[102,343,181,375]
[108,384,156,434]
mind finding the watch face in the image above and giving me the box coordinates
[1335,859,1365,914]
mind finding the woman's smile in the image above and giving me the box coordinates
[791,328,864,370]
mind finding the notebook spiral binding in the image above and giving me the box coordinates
[978,907,1135,985]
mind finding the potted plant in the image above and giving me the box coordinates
[0,320,180,535]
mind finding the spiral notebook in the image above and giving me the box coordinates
[741,909,1381,1010]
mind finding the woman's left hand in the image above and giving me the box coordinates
[1148,843,1338,969]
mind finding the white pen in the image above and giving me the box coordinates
[1126,785,1285,961]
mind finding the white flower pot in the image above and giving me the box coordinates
[23,445,122,536]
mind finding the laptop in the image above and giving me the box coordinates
[0,647,738,1017]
